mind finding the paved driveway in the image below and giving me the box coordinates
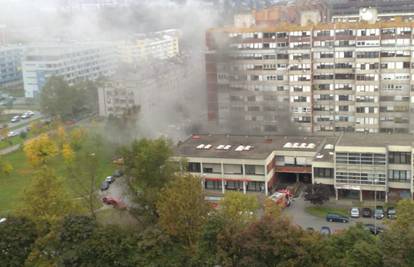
[282,194,385,232]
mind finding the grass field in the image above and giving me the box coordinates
[305,206,349,218]
[0,134,117,215]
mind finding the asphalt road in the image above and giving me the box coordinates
[282,194,385,233]
[6,111,42,129]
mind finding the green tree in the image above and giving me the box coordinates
[321,224,382,267]
[219,191,259,225]
[233,216,320,267]
[381,199,414,267]
[157,174,210,254]
[40,76,99,120]
[17,167,80,225]
[0,216,38,267]
[121,138,177,223]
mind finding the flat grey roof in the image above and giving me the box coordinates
[337,133,414,147]
[175,134,331,160]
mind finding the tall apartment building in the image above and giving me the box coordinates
[329,0,414,17]
[206,16,414,134]
[117,30,180,64]
[0,45,23,88]
[22,43,116,98]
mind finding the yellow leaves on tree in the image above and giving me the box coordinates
[24,133,59,167]
[70,128,86,150]
[156,174,210,250]
[219,192,259,225]
[1,161,13,176]
[17,167,80,225]
[56,125,66,143]
[62,143,75,164]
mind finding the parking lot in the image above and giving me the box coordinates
[282,193,385,232]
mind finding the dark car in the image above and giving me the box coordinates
[363,224,384,235]
[387,207,396,219]
[320,226,331,235]
[375,206,385,219]
[113,169,124,178]
[100,181,110,191]
[326,213,349,223]
[105,176,115,184]
[362,207,372,218]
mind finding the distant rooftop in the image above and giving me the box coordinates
[337,133,414,147]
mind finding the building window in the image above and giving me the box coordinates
[388,152,411,164]
[388,170,410,183]
[226,181,243,191]
[314,168,334,178]
[246,181,265,192]
[188,162,201,172]
[205,180,222,190]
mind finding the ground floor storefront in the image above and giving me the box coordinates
[204,178,266,194]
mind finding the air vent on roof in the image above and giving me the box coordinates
[316,153,324,159]
[300,143,307,148]
[204,144,212,150]
[283,142,292,148]
[235,145,245,151]
[292,143,300,148]
[196,144,205,149]
[307,143,316,149]
[216,145,225,150]
[224,145,231,150]
[244,145,253,151]
[324,144,334,150]
[329,152,334,155]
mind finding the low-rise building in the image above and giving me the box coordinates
[22,43,116,98]
[175,133,414,202]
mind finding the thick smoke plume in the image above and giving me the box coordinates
[1,0,221,142]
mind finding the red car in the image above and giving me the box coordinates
[102,196,127,209]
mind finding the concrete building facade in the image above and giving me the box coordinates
[117,30,180,64]
[0,45,23,88]
[206,19,414,134]
[22,43,116,98]
[175,133,414,202]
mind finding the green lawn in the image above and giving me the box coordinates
[305,206,349,218]
[0,133,116,214]
[0,150,31,214]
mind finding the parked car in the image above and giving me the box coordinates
[105,176,115,184]
[362,207,372,218]
[363,224,384,235]
[100,181,110,191]
[387,207,396,219]
[26,110,35,116]
[326,213,349,223]
[320,226,331,235]
[20,112,30,119]
[7,131,18,138]
[375,206,385,219]
[113,169,124,177]
[10,116,20,123]
[350,207,360,218]
[102,196,127,209]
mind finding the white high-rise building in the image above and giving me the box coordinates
[22,43,117,98]
[117,29,180,64]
